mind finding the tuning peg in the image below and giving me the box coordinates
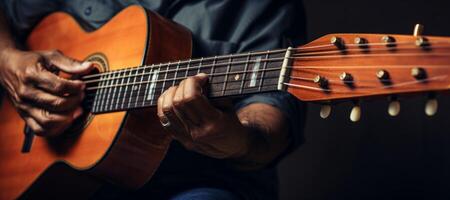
[388,99,401,117]
[413,24,424,37]
[425,97,438,116]
[320,105,332,119]
[350,103,361,122]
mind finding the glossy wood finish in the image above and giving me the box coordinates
[0,5,191,199]
[287,34,450,102]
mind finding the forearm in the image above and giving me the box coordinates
[0,10,16,62]
[233,103,290,170]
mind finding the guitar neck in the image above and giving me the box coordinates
[84,49,290,114]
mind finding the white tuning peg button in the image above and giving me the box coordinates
[320,105,332,119]
[425,98,438,116]
[350,105,361,122]
[388,100,401,117]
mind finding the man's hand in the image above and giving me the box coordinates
[157,73,251,159]
[0,49,92,137]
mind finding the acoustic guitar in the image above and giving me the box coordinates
[0,5,449,199]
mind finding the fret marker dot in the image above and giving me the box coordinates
[234,74,240,81]
[133,86,138,90]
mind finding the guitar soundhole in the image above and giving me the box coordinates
[64,53,109,138]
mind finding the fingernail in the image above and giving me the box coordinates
[81,61,92,68]
[196,73,207,77]
[73,107,83,119]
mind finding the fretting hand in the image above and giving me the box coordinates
[157,73,251,159]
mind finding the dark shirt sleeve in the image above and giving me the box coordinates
[233,92,306,157]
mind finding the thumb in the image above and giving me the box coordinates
[43,51,93,74]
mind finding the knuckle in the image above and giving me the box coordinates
[172,98,183,107]
[40,112,59,128]
[52,98,64,107]
[50,49,62,56]
[53,81,65,92]
[23,67,36,82]
[162,104,173,113]
[183,93,200,104]
[17,86,28,99]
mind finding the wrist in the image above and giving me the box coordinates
[227,123,271,170]
[0,47,20,67]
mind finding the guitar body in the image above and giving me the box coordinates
[0,6,191,199]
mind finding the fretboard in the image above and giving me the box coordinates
[84,49,288,114]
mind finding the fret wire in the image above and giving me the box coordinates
[154,62,169,105]
[102,72,113,112]
[128,68,138,108]
[210,56,218,95]
[150,64,163,105]
[92,73,105,112]
[116,69,126,110]
[239,52,251,94]
[258,50,270,92]
[222,55,232,96]
[198,57,203,75]
[162,62,170,91]
[122,68,133,109]
[109,70,119,111]
[185,59,192,78]
[134,68,144,107]
[142,66,152,107]
[173,60,181,87]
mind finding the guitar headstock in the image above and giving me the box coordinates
[284,25,450,121]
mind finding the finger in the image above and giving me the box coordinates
[172,79,202,125]
[42,50,93,74]
[20,87,84,112]
[157,91,165,122]
[182,75,220,120]
[194,73,209,86]
[161,86,193,144]
[23,117,45,136]
[157,88,172,126]
[172,75,219,125]
[28,69,85,96]
[173,78,205,125]
[24,106,78,137]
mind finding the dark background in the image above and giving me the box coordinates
[277,0,450,199]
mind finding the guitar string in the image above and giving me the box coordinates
[84,74,282,101]
[81,40,450,80]
[85,67,282,90]
[86,74,448,112]
[83,60,450,92]
[84,71,449,103]
[288,74,449,84]
[284,75,448,93]
[81,51,450,85]
[289,65,450,69]
[85,81,281,109]
[81,45,450,83]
